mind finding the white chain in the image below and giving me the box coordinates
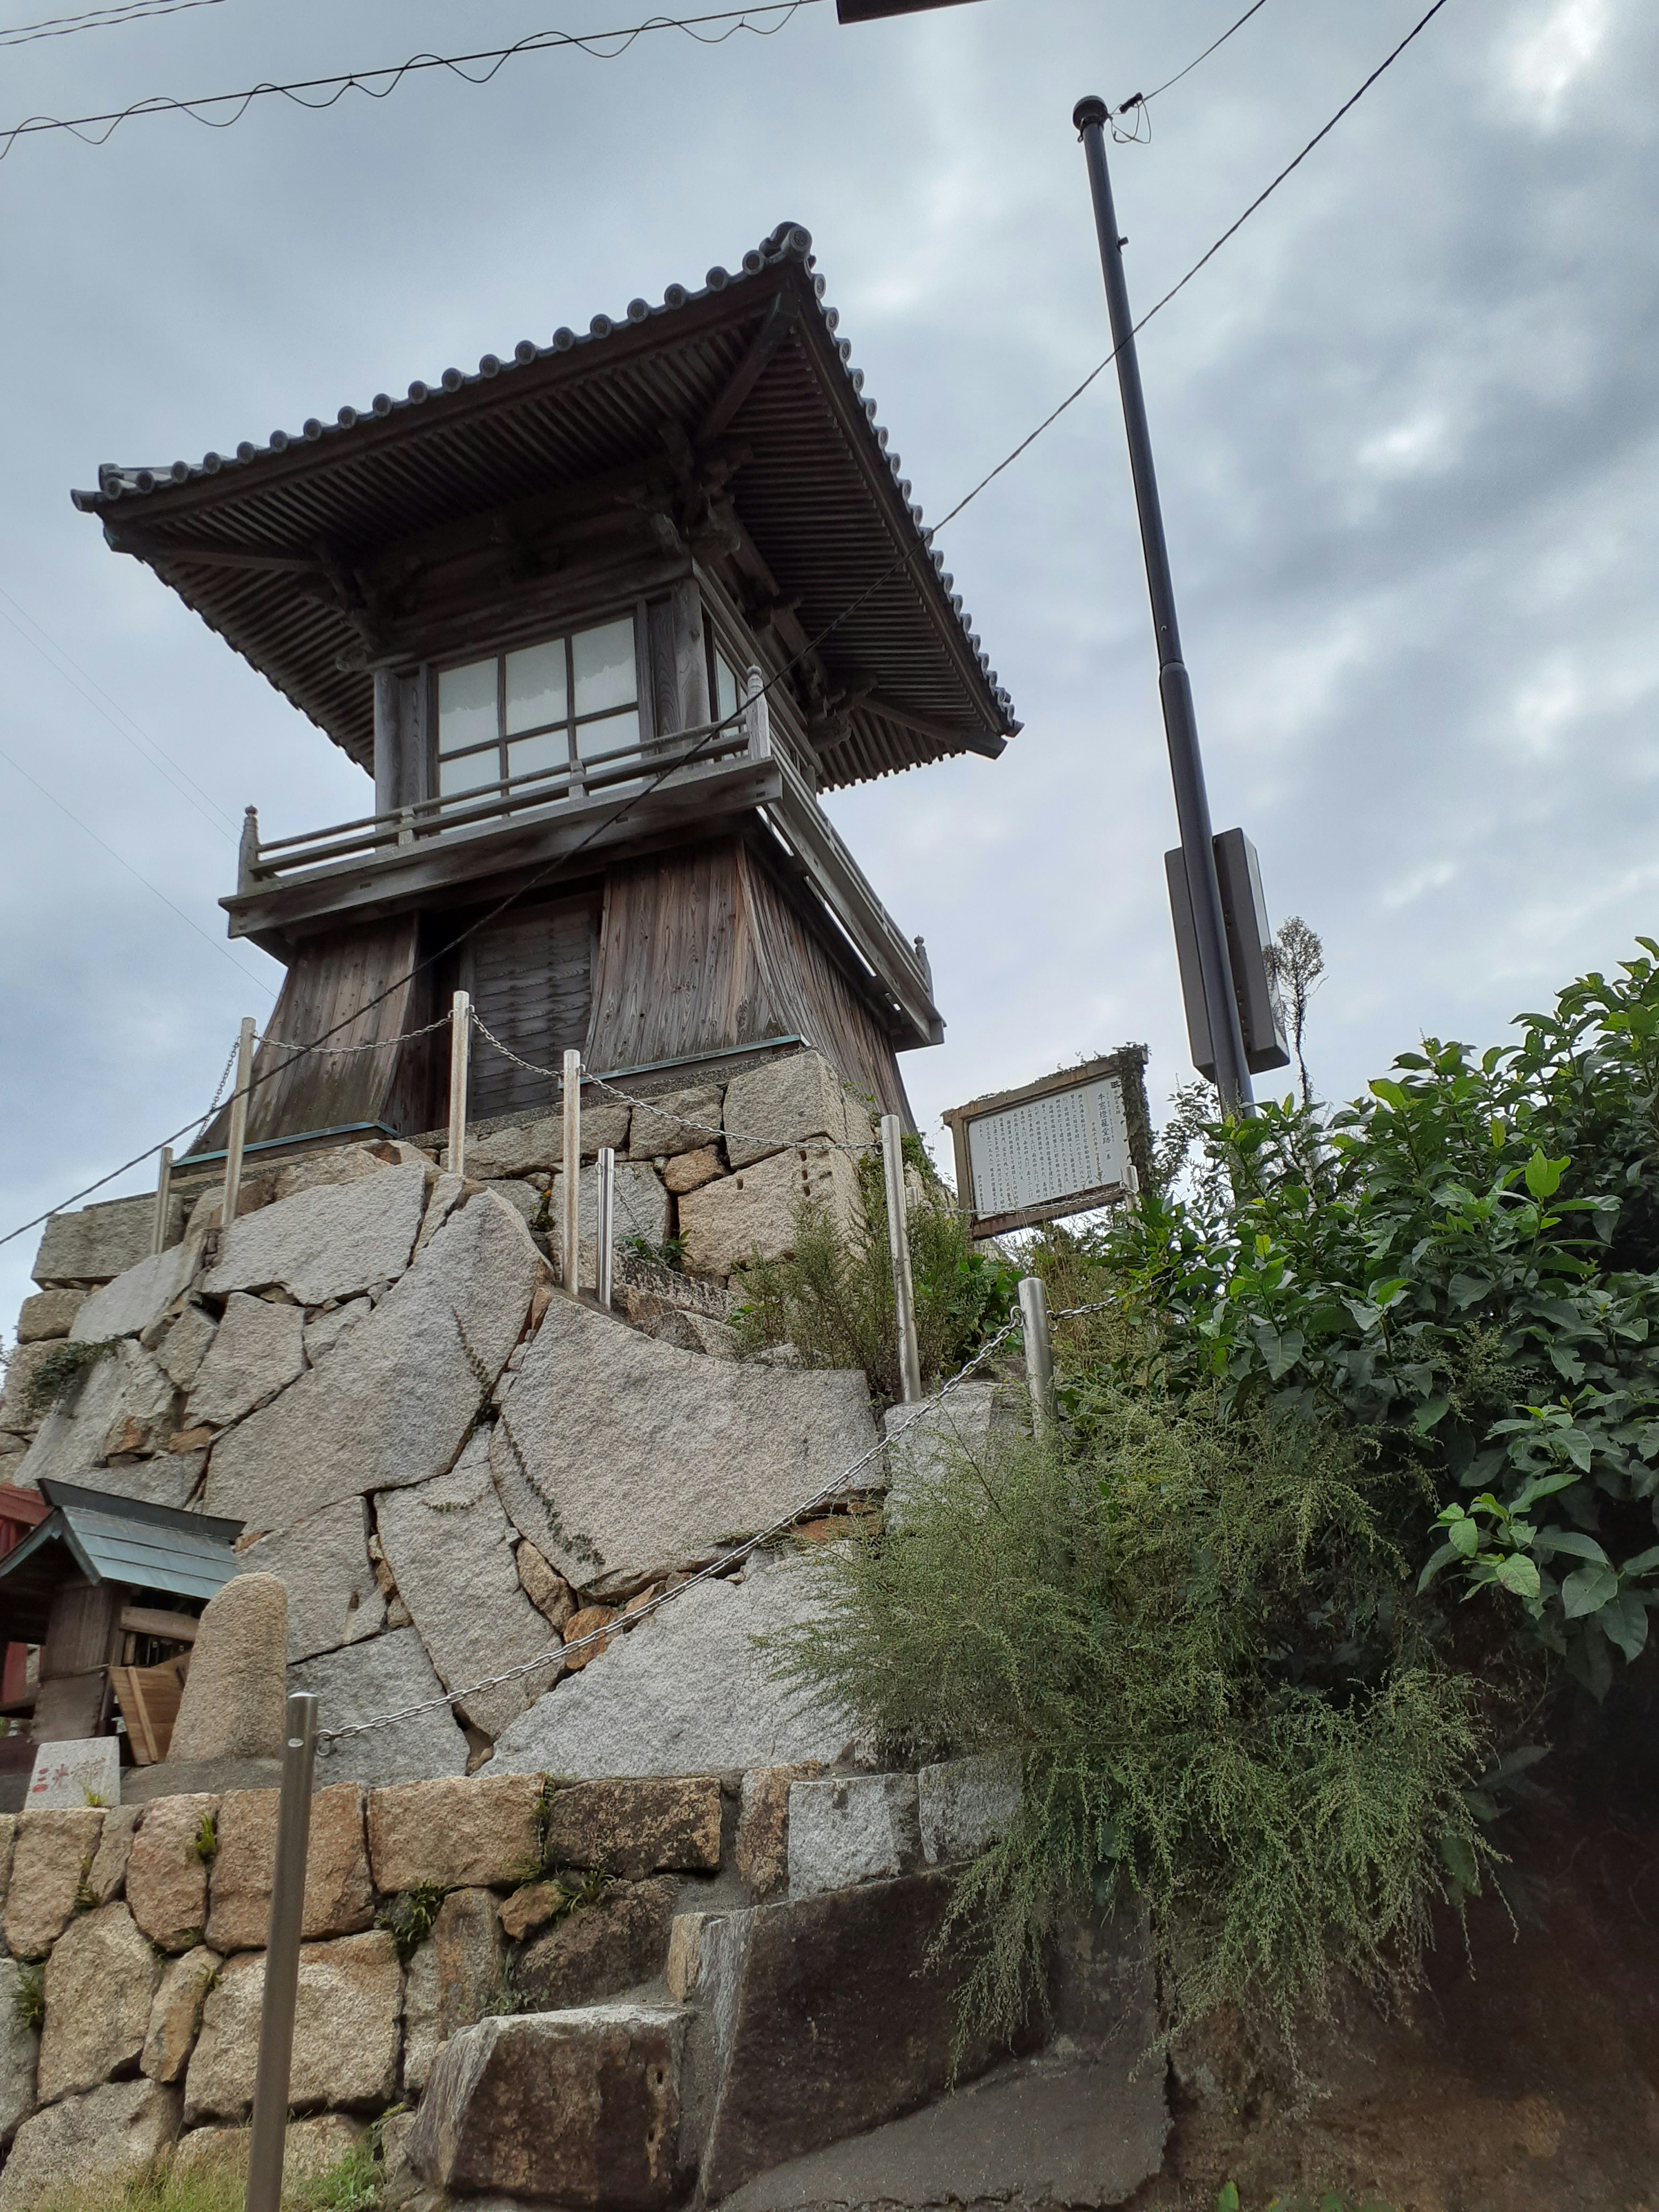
[316,1302,1105,1747]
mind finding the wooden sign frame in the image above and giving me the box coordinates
[941,1045,1153,1239]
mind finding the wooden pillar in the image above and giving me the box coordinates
[671,579,711,731]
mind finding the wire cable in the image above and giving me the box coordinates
[0,0,1453,1252]
[0,2,822,163]
[0,0,225,48]
[1120,0,1272,114]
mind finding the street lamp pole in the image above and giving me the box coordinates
[1072,95,1253,1114]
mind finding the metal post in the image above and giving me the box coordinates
[1072,96,1253,1116]
[562,1050,582,1295]
[151,1145,173,1258]
[1018,1275,1057,1442]
[447,991,471,1175]
[244,1691,318,2212]
[880,1115,923,1405]
[597,1147,616,1309]
[221,1017,256,1231]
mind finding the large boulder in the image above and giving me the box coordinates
[677,1143,864,1279]
[490,1300,877,1589]
[375,1434,561,1738]
[168,1576,287,1767]
[410,2006,688,2207]
[38,1904,162,2104]
[540,1777,722,1879]
[16,1341,176,1484]
[3,1809,105,1960]
[184,1930,403,2123]
[721,1051,874,1170]
[203,1160,428,1307]
[32,1195,165,1288]
[238,1498,386,1662]
[68,1246,193,1344]
[516,1877,678,2012]
[17,1287,86,1343]
[365,1772,543,1894]
[461,1107,630,1177]
[486,1554,862,1780]
[626,1085,722,1161]
[206,1783,374,1954]
[0,2079,180,2212]
[203,1192,543,1531]
[291,1627,470,1789]
[402,1888,505,2094]
[182,1293,306,1430]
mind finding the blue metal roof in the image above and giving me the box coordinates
[0,1480,244,1608]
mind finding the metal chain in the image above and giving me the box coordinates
[258,1010,454,1056]
[318,1302,1104,1746]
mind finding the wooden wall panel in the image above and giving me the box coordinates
[467,898,597,1120]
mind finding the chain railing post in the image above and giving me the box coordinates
[447,992,470,1175]
[597,1146,616,1309]
[1019,1274,1057,1442]
[151,1144,173,1258]
[221,1017,256,1232]
[245,1691,318,2212]
[562,1050,582,1294]
[880,1114,923,1404]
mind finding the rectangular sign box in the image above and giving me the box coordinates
[941,1046,1152,1239]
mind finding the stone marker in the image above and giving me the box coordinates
[68,1246,193,1345]
[32,1194,161,1289]
[376,1434,562,1738]
[203,1160,428,1307]
[0,1958,39,2144]
[410,2005,688,2206]
[290,1627,469,1789]
[184,1930,403,2123]
[24,1736,120,1812]
[540,1776,722,1879]
[677,1142,864,1278]
[204,1192,543,1529]
[365,1771,543,1894]
[517,1877,678,2012]
[3,1808,105,1959]
[182,1292,306,1430]
[206,1783,373,1953]
[126,1792,216,1952]
[788,1773,922,1899]
[0,2078,180,2212]
[402,1888,505,2094]
[486,1556,862,1780]
[490,1298,877,1587]
[142,1946,222,2085]
[38,1902,161,2103]
[239,1499,386,1663]
[168,1576,287,1766]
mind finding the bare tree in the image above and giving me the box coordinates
[1265,915,1325,1107]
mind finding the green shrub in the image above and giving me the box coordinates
[25,1338,121,1417]
[733,1154,1019,1405]
[773,1389,1492,2052]
[376,1883,445,1963]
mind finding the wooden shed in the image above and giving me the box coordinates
[72,221,1017,1155]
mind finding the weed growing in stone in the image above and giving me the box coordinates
[190,1813,217,1864]
[377,1883,445,1963]
[25,1337,121,1416]
[11,1964,43,2031]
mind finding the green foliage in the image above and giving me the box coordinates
[732,1161,1020,1405]
[377,1883,445,1963]
[773,1391,1491,2050]
[26,1337,120,1417]
[1044,944,1659,1697]
[293,2138,381,2212]
[191,1813,218,1864]
[12,1964,44,2031]
[29,2130,388,2212]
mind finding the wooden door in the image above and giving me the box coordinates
[467,897,597,1119]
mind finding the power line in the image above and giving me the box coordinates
[0,0,226,50]
[0,584,242,840]
[0,738,273,988]
[1125,0,1272,113]
[0,0,1454,1251]
[0,2,822,163]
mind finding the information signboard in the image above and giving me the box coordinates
[941,1046,1151,1239]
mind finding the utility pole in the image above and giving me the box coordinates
[1072,96,1253,1114]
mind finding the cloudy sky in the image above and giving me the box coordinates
[0,0,1653,1326]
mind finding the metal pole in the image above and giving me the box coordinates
[447,991,471,1175]
[596,1147,616,1309]
[221,1017,256,1231]
[562,1050,582,1296]
[245,1691,318,2212]
[880,1115,923,1405]
[151,1145,173,1258]
[1072,95,1253,1116]
[1018,1275,1056,1442]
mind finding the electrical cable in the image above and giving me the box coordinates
[0,585,242,841]
[0,1,823,163]
[0,0,226,49]
[0,0,1453,1252]
[1116,0,1272,118]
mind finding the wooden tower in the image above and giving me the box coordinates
[73,222,1017,1150]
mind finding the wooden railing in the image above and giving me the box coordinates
[238,685,772,894]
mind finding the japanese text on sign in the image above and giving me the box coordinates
[966,1074,1131,1221]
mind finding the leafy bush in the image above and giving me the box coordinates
[732,1149,1020,1405]
[775,1390,1491,2049]
[1046,945,1659,1696]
